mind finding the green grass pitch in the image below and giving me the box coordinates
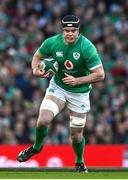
[0,168,128,179]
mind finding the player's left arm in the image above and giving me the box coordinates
[62,65,105,86]
[74,41,105,85]
[76,65,105,85]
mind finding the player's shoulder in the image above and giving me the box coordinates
[80,34,93,45]
[80,34,96,49]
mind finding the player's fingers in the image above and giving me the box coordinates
[64,73,71,77]
[37,62,41,68]
[63,79,72,84]
[40,69,45,73]
[62,77,70,82]
[43,72,51,77]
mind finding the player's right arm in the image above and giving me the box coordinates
[32,37,54,78]
[31,50,44,77]
[31,50,50,78]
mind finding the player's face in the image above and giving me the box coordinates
[63,27,79,44]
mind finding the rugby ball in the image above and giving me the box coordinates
[40,58,58,74]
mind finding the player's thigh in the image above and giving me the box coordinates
[67,92,90,114]
[38,95,66,126]
[70,110,87,118]
[45,94,66,111]
[43,79,66,112]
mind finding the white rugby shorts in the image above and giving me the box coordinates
[45,79,90,113]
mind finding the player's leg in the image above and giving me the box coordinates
[17,95,65,162]
[33,95,65,151]
[69,111,88,172]
[67,91,90,172]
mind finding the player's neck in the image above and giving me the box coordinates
[64,35,80,46]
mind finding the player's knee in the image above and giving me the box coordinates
[37,111,54,127]
[37,120,48,128]
[71,132,83,143]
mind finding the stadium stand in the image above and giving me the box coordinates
[0,0,128,145]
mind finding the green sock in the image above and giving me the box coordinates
[72,137,85,163]
[33,127,48,151]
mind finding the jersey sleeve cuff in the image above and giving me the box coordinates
[89,63,102,70]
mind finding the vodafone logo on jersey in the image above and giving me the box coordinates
[64,60,73,70]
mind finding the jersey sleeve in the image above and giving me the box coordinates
[37,38,52,58]
[82,40,102,70]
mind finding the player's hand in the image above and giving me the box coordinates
[62,73,78,86]
[32,65,51,78]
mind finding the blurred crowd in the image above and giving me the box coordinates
[0,0,128,145]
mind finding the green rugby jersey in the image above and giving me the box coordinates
[38,34,102,93]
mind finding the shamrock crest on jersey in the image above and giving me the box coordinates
[73,52,80,60]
